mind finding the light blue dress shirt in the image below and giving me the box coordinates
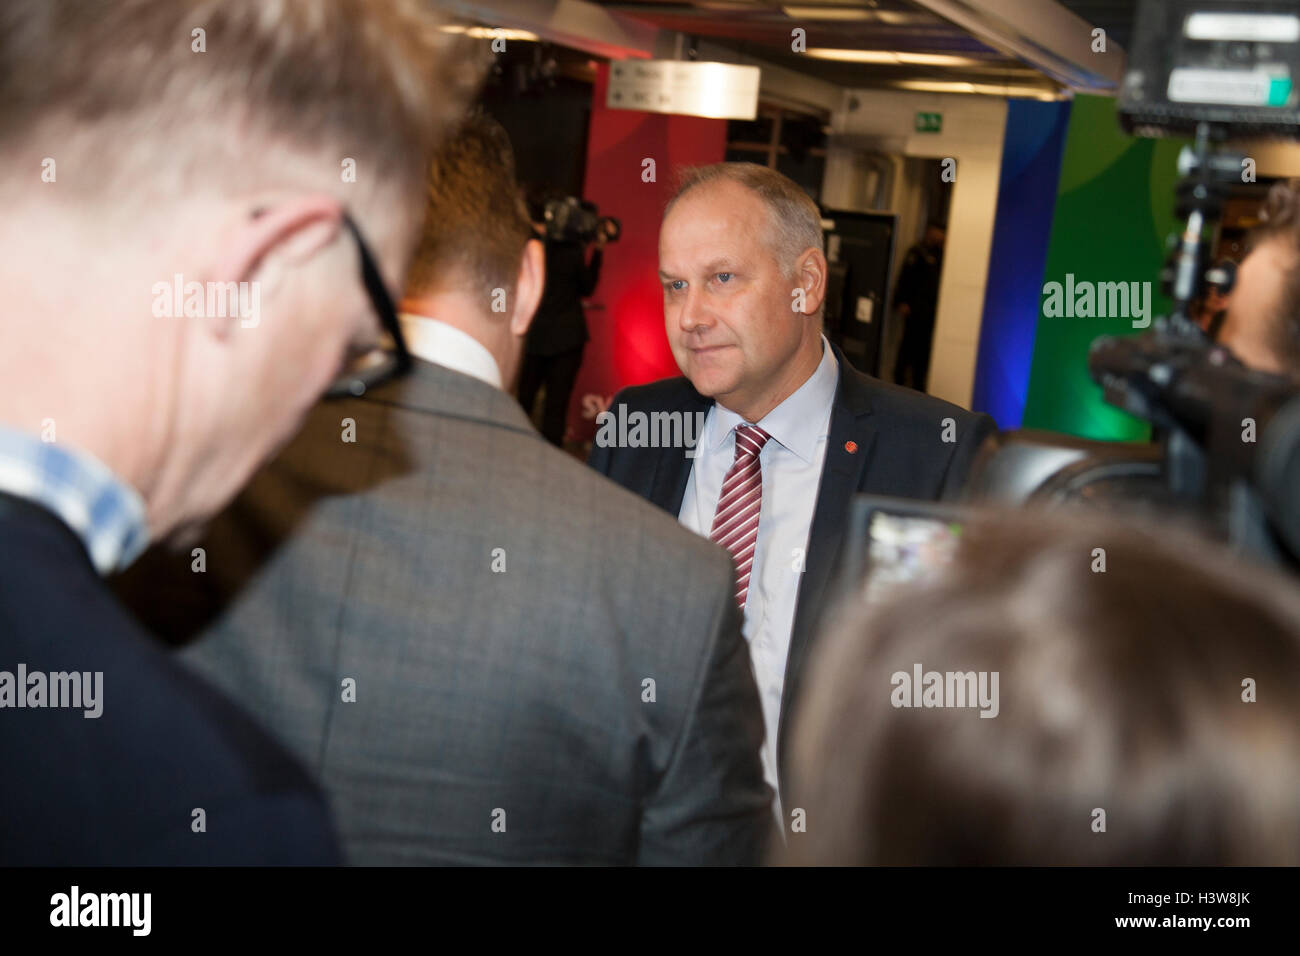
[678,336,839,802]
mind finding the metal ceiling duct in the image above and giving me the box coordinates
[907,0,1126,92]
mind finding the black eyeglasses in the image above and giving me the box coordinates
[325,213,414,399]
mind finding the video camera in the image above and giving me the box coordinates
[968,0,1300,569]
[542,195,622,245]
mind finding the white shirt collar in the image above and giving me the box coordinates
[711,336,839,463]
[398,312,502,389]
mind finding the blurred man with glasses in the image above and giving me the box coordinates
[0,0,484,864]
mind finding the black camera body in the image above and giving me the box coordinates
[1119,0,1300,138]
[971,0,1300,570]
[543,196,621,245]
[1088,323,1300,564]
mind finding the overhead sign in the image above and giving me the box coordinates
[607,60,761,120]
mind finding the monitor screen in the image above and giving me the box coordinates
[862,510,965,603]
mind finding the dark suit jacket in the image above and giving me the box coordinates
[0,492,339,865]
[525,238,602,356]
[587,341,997,802]
[115,359,773,865]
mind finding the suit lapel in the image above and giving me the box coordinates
[647,390,712,516]
[777,346,877,790]
[648,444,693,515]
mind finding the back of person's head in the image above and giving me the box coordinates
[0,0,482,223]
[401,111,543,386]
[780,508,1300,865]
[0,0,488,541]
[1220,178,1300,378]
[405,111,536,309]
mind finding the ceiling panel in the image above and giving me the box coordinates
[1055,0,1135,52]
[594,0,1056,91]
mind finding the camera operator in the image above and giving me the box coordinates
[518,192,613,446]
[891,221,946,392]
[1218,179,1300,381]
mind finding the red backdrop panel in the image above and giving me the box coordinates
[567,62,728,443]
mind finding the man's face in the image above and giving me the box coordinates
[1219,238,1291,376]
[659,180,818,418]
[170,205,414,538]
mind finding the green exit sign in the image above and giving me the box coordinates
[915,111,942,133]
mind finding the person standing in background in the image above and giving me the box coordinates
[518,191,611,446]
[892,221,946,392]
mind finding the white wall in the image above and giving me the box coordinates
[824,90,1008,409]
[1234,140,1300,178]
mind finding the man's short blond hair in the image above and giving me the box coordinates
[405,112,534,307]
[0,0,489,214]
[665,162,824,282]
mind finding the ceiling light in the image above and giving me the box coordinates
[893,78,1064,99]
[440,25,539,42]
[781,6,876,19]
[806,49,987,67]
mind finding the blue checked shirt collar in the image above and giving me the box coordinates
[0,425,150,575]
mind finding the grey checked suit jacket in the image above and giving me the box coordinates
[116,359,773,865]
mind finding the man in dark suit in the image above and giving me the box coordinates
[589,163,996,822]
[892,221,946,391]
[517,193,611,446]
[118,115,773,865]
[0,0,483,864]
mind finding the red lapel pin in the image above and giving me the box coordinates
[844,440,858,454]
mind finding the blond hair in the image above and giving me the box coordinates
[405,112,534,306]
[0,0,489,215]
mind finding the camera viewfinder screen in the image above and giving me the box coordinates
[863,511,965,604]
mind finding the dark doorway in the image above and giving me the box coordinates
[821,209,896,377]
[478,45,596,203]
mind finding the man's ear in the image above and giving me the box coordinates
[510,237,545,338]
[203,195,345,339]
[797,246,828,317]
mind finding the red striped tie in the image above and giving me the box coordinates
[709,424,771,610]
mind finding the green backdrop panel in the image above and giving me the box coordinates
[1022,94,1188,440]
